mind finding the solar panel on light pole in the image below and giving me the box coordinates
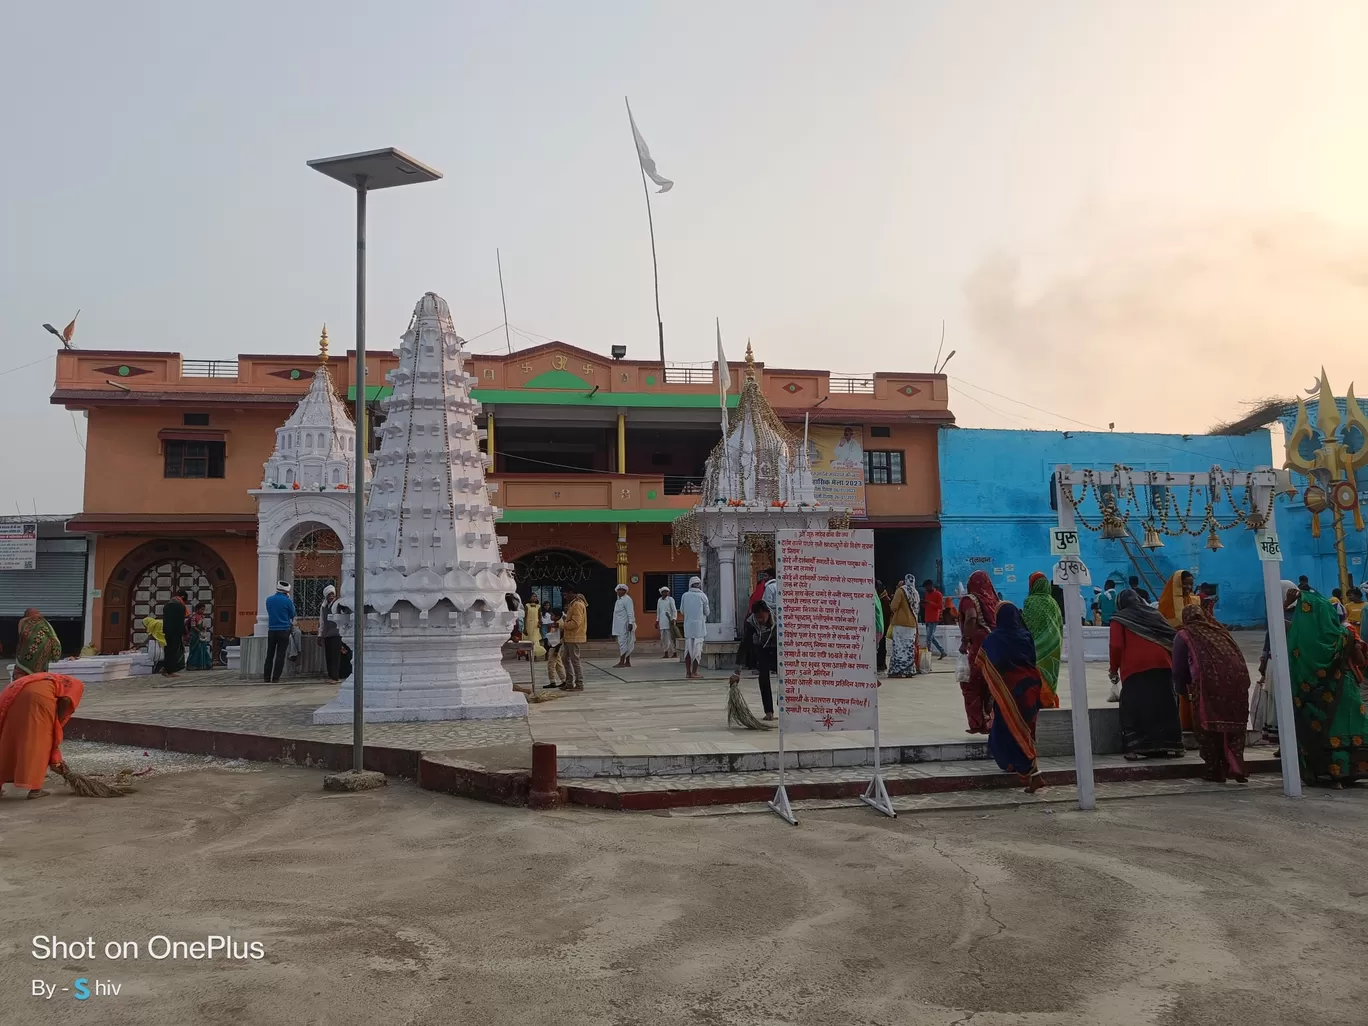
[307,148,443,773]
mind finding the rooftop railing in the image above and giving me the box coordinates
[182,359,240,379]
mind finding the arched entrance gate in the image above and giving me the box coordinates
[102,539,237,653]
[513,549,616,639]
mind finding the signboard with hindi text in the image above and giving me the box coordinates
[775,529,878,733]
[806,425,867,517]
[0,522,37,571]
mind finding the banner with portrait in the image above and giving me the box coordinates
[806,425,866,516]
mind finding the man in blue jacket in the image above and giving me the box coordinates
[263,581,296,683]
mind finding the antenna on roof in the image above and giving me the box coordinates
[497,249,513,355]
[932,319,945,373]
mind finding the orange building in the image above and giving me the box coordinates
[54,339,951,650]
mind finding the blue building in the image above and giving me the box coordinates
[936,428,1275,627]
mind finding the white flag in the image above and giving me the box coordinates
[626,99,674,193]
[717,319,730,407]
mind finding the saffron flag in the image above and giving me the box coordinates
[62,311,79,344]
[626,100,674,193]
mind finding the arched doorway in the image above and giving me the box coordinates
[279,524,344,630]
[102,540,237,653]
[513,549,616,639]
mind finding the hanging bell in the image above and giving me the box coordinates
[1205,524,1224,552]
[1141,522,1164,551]
[1099,503,1127,541]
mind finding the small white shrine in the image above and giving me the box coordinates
[313,292,526,724]
[249,328,365,641]
[674,345,847,644]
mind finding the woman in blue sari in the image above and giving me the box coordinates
[976,601,1047,793]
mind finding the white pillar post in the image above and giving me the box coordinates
[717,541,738,641]
[1057,465,1097,811]
[1254,477,1302,798]
[254,547,279,637]
[82,536,97,649]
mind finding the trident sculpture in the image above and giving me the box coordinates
[1284,369,1368,594]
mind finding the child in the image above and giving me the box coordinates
[544,610,566,688]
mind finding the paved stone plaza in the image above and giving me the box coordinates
[71,633,1272,780]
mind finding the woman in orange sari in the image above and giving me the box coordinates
[1159,570,1201,730]
[0,672,84,799]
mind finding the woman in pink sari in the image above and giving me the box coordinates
[958,570,1000,734]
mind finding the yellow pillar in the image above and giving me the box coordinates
[486,412,496,470]
[616,523,629,585]
[616,413,626,474]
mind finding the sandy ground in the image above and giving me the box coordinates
[2,760,1366,1026]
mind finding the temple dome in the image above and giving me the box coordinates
[260,326,365,491]
[703,344,815,505]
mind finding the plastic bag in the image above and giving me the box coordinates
[954,652,970,683]
[919,650,933,674]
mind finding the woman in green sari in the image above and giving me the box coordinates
[1287,589,1368,786]
[1022,573,1062,708]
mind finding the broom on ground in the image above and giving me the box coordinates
[727,674,775,730]
[58,765,136,798]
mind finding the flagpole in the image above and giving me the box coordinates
[627,97,666,368]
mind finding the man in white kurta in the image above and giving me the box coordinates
[679,576,710,679]
[611,583,636,667]
[655,586,678,658]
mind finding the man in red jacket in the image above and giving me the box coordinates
[921,580,947,658]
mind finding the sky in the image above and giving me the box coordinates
[3,0,1368,512]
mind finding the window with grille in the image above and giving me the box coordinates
[164,440,225,478]
[864,450,905,485]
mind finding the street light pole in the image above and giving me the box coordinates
[352,175,367,772]
[307,148,442,774]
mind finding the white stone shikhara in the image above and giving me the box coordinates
[251,347,366,638]
[312,292,527,724]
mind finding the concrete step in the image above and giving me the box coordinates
[563,753,1283,811]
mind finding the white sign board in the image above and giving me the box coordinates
[1255,531,1282,562]
[1053,557,1092,587]
[776,529,878,733]
[1050,528,1081,558]
[0,522,37,571]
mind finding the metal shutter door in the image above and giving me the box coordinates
[0,546,87,617]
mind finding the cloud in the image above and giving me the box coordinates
[962,211,1368,432]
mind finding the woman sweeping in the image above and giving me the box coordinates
[0,672,84,799]
[1286,589,1368,787]
[977,602,1047,792]
[957,570,1000,734]
[1109,589,1183,759]
[1172,605,1250,782]
[1022,572,1062,709]
[885,575,921,677]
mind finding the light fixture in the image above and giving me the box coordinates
[611,345,627,360]
[1141,522,1164,550]
[1205,525,1224,552]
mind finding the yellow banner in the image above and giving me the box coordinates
[807,425,866,516]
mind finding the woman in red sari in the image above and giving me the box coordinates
[0,672,85,799]
[957,570,999,734]
[1172,605,1250,782]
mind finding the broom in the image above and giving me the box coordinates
[727,674,775,730]
[58,765,136,798]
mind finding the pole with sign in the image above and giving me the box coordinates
[1054,466,1097,810]
[771,529,888,825]
[1253,498,1302,797]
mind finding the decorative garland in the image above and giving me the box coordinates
[1060,464,1277,538]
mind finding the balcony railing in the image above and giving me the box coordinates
[182,359,240,379]
[830,373,875,394]
[663,362,714,385]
